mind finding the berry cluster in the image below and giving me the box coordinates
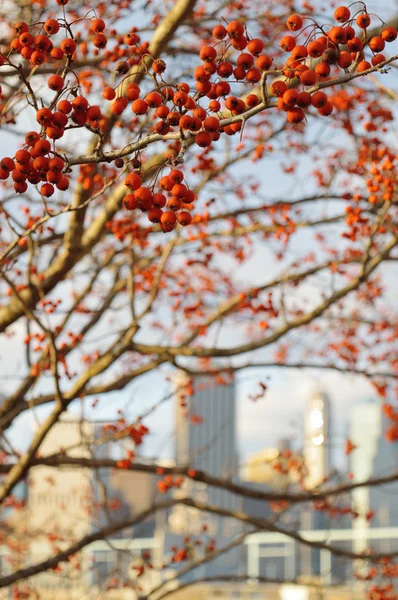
[0,146,68,195]
[274,7,397,122]
[156,473,184,493]
[0,5,397,231]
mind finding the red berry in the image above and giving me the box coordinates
[34,139,51,156]
[112,98,128,114]
[256,54,272,71]
[57,176,69,190]
[93,34,107,49]
[287,107,305,123]
[91,18,106,33]
[311,91,328,108]
[271,81,287,97]
[212,25,227,40]
[44,19,60,35]
[15,149,30,165]
[200,46,217,61]
[381,27,398,42]
[178,211,192,226]
[148,208,163,223]
[132,99,147,115]
[103,87,116,101]
[160,210,177,227]
[60,38,76,55]
[356,14,371,29]
[145,92,162,108]
[286,14,303,31]
[72,96,89,112]
[57,100,72,114]
[280,36,296,52]
[334,7,350,23]
[227,21,245,39]
[196,132,212,147]
[300,70,317,86]
[369,37,385,53]
[48,74,64,91]
[247,38,264,56]
[124,172,142,191]
[40,183,54,197]
[357,60,371,73]
[169,169,184,184]
[203,116,219,132]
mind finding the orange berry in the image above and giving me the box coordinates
[381,27,398,42]
[44,19,60,35]
[102,87,115,101]
[124,173,142,191]
[369,36,385,53]
[227,21,245,39]
[91,18,106,33]
[160,210,177,227]
[286,14,303,31]
[311,91,328,108]
[178,211,192,226]
[287,107,305,123]
[279,35,296,52]
[357,60,371,73]
[48,74,64,91]
[356,14,371,29]
[212,24,227,40]
[60,38,76,55]
[334,6,350,23]
[132,99,147,115]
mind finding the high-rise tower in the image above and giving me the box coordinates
[174,370,237,507]
[350,399,398,554]
[170,371,240,577]
[303,387,331,489]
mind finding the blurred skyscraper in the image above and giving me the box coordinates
[24,418,160,595]
[170,371,240,577]
[303,387,331,489]
[350,399,398,554]
[174,370,238,507]
[301,387,332,579]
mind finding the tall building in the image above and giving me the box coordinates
[170,371,240,577]
[24,418,162,597]
[301,388,332,579]
[350,399,398,554]
[174,370,238,507]
[303,387,331,489]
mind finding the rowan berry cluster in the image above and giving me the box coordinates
[0,5,397,231]
[156,474,184,494]
[123,168,194,231]
[101,419,149,445]
[166,530,215,566]
[274,7,397,122]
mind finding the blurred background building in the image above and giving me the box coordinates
[12,418,162,597]
[240,438,300,489]
[2,385,398,599]
[350,398,398,555]
[303,388,331,489]
[168,372,241,579]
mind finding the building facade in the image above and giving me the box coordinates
[303,388,331,490]
[170,371,241,577]
[350,399,398,555]
[17,418,162,597]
